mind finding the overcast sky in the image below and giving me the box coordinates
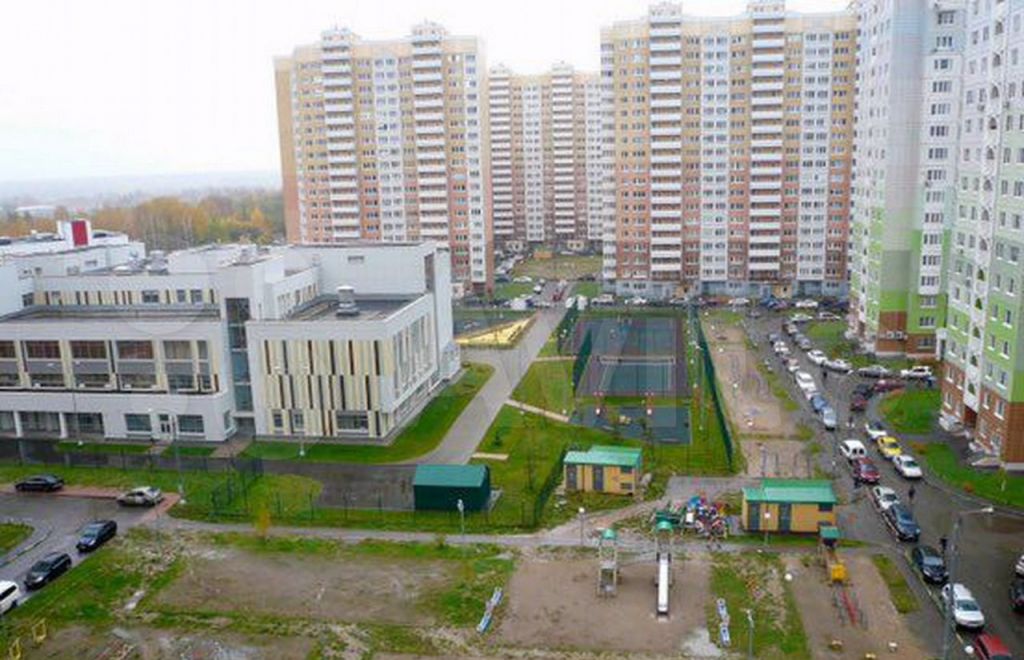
[0,0,847,182]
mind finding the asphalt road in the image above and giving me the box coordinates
[0,492,157,600]
[746,311,1024,657]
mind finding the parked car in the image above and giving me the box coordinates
[973,633,1013,660]
[793,299,819,309]
[512,276,532,283]
[882,503,920,541]
[857,364,892,378]
[728,297,750,307]
[840,439,868,461]
[853,383,875,399]
[1016,553,1024,577]
[785,358,801,374]
[794,371,818,399]
[24,552,72,591]
[875,435,903,460]
[767,332,781,344]
[817,311,841,321]
[0,581,20,615]
[797,337,813,351]
[911,545,948,584]
[790,313,814,323]
[1010,578,1024,612]
[807,349,828,366]
[625,296,648,306]
[825,358,852,373]
[849,394,869,413]
[76,520,117,553]
[851,457,881,484]
[809,394,828,413]
[14,475,64,493]
[864,420,888,440]
[893,455,923,479]
[942,583,986,629]
[118,486,164,507]
[901,365,934,380]
[773,341,789,355]
[873,378,904,393]
[784,322,799,336]
[871,486,900,512]
[821,406,837,430]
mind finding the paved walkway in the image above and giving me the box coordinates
[504,399,570,423]
[419,305,566,464]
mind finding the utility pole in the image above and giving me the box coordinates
[745,608,754,660]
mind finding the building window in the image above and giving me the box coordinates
[141,290,160,304]
[335,411,369,434]
[70,341,106,360]
[75,373,110,389]
[190,289,204,304]
[271,411,284,431]
[163,341,192,360]
[291,410,305,432]
[124,414,152,434]
[167,374,195,392]
[818,503,833,512]
[0,342,15,359]
[117,341,154,360]
[120,373,157,390]
[24,341,60,360]
[70,413,104,435]
[0,374,19,388]
[29,373,64,389]
[177,415,205,435]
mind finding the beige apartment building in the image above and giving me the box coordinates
[275,23,492,294]
[488,63,606,251]
[600,1,855,300]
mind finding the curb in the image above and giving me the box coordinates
[0,520,53,569]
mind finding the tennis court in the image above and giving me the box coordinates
[573,315,689,398]
[571,405,691,444]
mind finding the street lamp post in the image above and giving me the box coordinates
[457,497,466,544]
[149,408,185,503]
[744,608,754,660]
[941,506,995,660]
[578,506,586,546]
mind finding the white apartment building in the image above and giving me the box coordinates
[601,1,855,300]
[275,23,492,295]
[0,240,460,444]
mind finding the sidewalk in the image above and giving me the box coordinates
[504,399,570,423]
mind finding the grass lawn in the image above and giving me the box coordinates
[755,358,799,412]
[871,554,919,614]
[172,445,216,457]
[919,443,1024,508]
[805,321,912,370]
[512,254,601,280]
[0,522,32,555]
[707,552,809,658]
[511,360,575,415]
[242,362,493,463]
[492,281,535,302]
[573,281,601,298]
[879,389,941,434]
[56,441,151,454]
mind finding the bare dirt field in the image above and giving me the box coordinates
[154,545,454,626]
[495,553,711,654]
[30,625,315,659]
[740,439,815,478]
[784,553,928,659]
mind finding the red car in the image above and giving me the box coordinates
[973,633,1012,660]
[873,379,904,393]
[851,457,881,484]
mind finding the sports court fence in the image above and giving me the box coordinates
[692,306,735,470]
[572,329,593,393]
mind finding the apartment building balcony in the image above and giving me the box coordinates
[651,194,682,205]
[651,84,682,96]
[752,38,786,49]
[752,23,784,35]
[751,95,782,107]
[651,140,682,151]
[413,84,443,97]
[326,127,355,140]
[750,221,782,231]
[651,154,682,165]
[412,57,442,70]
[750,194,782,204]
[748,261,780,271]
[751,66,785,78]
[651,69,681,81]
[420,226,450,239]
[417,164,447,176]
[752,53,785,64]
[650,55,683,67]
[750,181,782,192]
[751,110,784,121]
[327,153,357,165]
[751,166,782,176]
[324,89,353,101]
[650,24,682,37]
[322,63,351,75]
[325,112,354,125]
[413,97,443,110]
[750,248,782,258]
[416,137,446,149]
[750,151,783,163]
[651,98,682,109]
[751,139,783,149]
[651,109,682,121]
[650,40,681,52]
[414,124,444,137]
[751,123,783,134]
[651,207,681,219]
[652,181,682,192]
[330,191,359,204]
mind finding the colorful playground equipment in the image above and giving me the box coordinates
[655,520,674,618]
[654,495,728,539]
[819,525,847,583]
[597,528,619,597]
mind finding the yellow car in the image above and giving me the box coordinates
[875,436,903,460]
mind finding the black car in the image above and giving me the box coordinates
[14,475,64,492]
[75,520,117,553]
[852,383,875,399]
[1011,578,1024,612]
[24,552,71,590]
[911,545,948,584]
[882,504,921,542]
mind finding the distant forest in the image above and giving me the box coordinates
[0,191,284,250]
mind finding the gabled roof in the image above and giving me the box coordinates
[743,479,837,504]
[564,445,643,468]
[413,464,488,488]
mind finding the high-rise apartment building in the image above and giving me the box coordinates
[940,0,1024,468]
[487,63,606,251]
[599,1,855,300]
[275,23,492,294]
[849,0,963,359]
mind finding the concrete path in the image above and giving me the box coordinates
[504,399,570,423]
[419,305,566,464]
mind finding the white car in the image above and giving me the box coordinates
[900,365,933,380]
[513,276,532,283]
[728,297,750,306]
[1016,554,1024,577]
[794,371,818,399]
[0,581,20,615]
[864,420,888,441]
[870,486,900,512]
[839,439,867,461]
[785,358,801,374]
[118,486,165,507]
[625,296,648,306]
[807,350,828,366]
[817,311,841,321]
[773,341,790,356]
[893,455,923,479]
[790,313,814,323]
[794,299,819,309]
[941,583,986,629]
[825,358,852,373]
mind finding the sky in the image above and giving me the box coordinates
[0,0,847,183]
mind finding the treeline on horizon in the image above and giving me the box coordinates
[0,191,284,250]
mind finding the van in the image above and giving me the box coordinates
[0,581,20,615]
[839,439,867,461]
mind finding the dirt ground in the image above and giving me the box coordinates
[740,439,815,478]
[495,553,711,654]
[29,625,315,659]
[154,545,454,626]
[784,553,928,659]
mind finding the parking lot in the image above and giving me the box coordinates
[0,490,164,601]
[746,309,1024,656]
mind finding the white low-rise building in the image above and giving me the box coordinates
[0,239,460,443]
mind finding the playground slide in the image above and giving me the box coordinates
[656,554,670,617]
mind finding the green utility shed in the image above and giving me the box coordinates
[413,464,491,512]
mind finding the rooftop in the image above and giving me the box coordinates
[285,294,416,322]
[413,464,489,489]
[3,305,221,322]
[564,445,643,468]
[743,479,837,504]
